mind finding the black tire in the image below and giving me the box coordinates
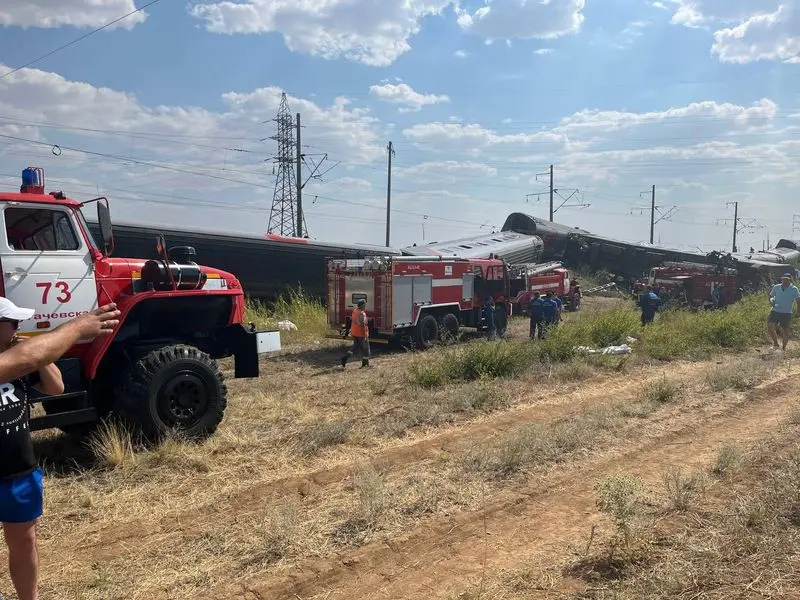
[114,345,227,442]
[439,313,460,342]
[414,314,439,350]
[493,304,508,337]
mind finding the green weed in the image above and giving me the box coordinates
[245,287,327,342]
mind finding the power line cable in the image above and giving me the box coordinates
[0,0,164,81]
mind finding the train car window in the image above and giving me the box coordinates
[5,207,80,251]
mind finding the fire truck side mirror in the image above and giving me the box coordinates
[96,200,114,256]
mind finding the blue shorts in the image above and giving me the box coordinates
[0,469,43,524]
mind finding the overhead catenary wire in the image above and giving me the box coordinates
[0,129,794,244]
[1,133,790,229]
[0,0,165,81]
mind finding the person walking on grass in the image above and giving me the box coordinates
[341,299,370,368]
[768,273,800,351]
[638,284,661,326]
[0,298,120,600]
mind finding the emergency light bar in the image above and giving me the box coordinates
[21,167,45,194]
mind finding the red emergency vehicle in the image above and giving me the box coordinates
[509,262,582,314]
[637,262,739,308]
[0,167,280,441]
[326,255,511,349]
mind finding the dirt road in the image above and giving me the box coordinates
[4,333,798,600]
[198,358,800,600]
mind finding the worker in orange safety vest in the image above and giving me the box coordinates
[341,298,370,368]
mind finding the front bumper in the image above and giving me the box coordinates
[225,324,282,378]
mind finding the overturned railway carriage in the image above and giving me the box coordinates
[502,212,797,290]
[86,212,795,306]
[402,230,544,264]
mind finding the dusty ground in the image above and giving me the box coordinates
[1,297,799,599]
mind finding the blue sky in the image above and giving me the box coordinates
[0,0,798,252]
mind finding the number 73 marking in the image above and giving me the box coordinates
[36,281,72,304]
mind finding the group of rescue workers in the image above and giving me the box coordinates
[524,291,563,340]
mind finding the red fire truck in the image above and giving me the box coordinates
[0,167,280,441]
[636,261,739,308]
[326,255,511,349]
[509,262,582,314]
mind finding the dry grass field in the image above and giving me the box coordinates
[2,293,800,599]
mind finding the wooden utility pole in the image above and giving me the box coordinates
[295,112,303,237]
[385,141,394,247]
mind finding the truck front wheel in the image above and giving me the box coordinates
[114,345,227,442]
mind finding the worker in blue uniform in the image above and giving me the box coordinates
[638,284,661,325]
[527,292,545,340]
[540,293,558,338]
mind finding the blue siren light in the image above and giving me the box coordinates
[20,167,45,194]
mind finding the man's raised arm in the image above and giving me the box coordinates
[0,304,120,384]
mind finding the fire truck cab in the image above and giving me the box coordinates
[0,167,281,440]
[509,262,582,314]
[327,255,511,349]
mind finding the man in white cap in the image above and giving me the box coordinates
[768,273,800,351]
[0,298,120,600]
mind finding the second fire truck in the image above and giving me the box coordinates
[509,261,582,314]
[327,255,512,348]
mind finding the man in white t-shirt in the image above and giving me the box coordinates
[768,273,800,350]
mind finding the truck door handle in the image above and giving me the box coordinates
[4,268,26,277]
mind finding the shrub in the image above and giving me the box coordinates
[596,472,647,557]
[409,341,533,388]
[638,292,769,360]
[441,341,532,381]
[641,377,682,405]
[407,360,446,389]
[245,287,327,342]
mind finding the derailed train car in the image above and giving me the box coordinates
[87,211,794,304]
[501,212,796,290]
[402,229,544,264]
[87,221,401,300]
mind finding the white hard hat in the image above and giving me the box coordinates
[0,297,35,321]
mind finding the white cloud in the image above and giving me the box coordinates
[453,50,468,58]
[369,83,449,111]
[0,64,385,238]
[396,160,498,181]
[457,0,585,41]
[188,0,451,66]
[403,122,567,157]
[668,1,800,63]
[652,2,669,10]
[534,48,554,55]
[712,5,800,64]
[0,0,145,29]
[556,99,779,133]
